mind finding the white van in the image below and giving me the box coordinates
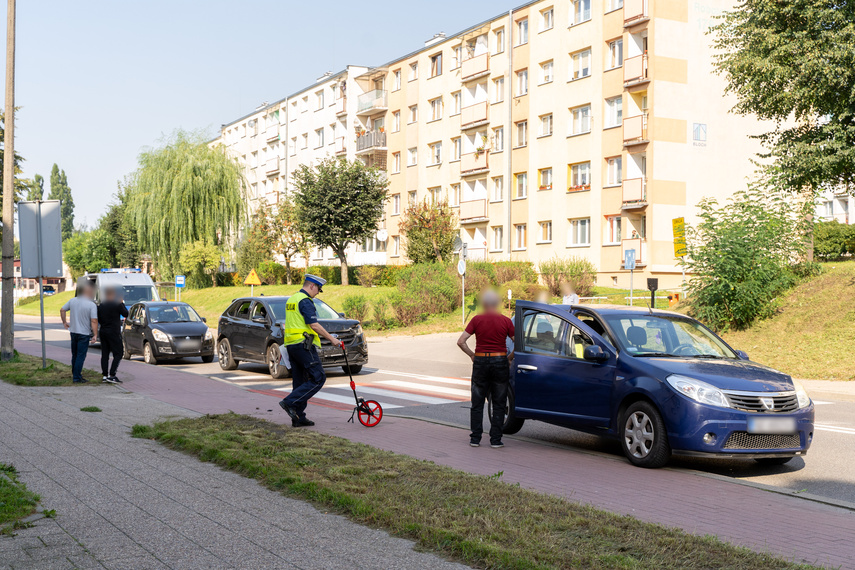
[79,269,160,309]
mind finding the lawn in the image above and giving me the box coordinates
[14,290,75,318]
[0,352,101,387]
[133,414,813,570]
[0,463,41,535]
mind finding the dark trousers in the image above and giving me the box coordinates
[70,333,91,381]
[100,328,123,377]
[470,356,510,445]
[283,343,327,420]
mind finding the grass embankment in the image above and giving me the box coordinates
[721,261,855,381]
[133,413,812,570]
[14,290,74,318]
[0,352,101,387]
[0,463,41,535]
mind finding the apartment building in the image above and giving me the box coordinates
[816,190,853,225]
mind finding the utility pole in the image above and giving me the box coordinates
[1,0,16,361]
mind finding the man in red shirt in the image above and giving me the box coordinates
[457,290,515,448]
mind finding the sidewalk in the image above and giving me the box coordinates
[12,338,855,569]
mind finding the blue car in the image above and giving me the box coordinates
[502,302,814,468]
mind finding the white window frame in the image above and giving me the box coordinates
[517,69,529,96]
[607,0,624,12]
[539,168,553,190]
[540,60,554,84]
[393,194,401,214]
[573,0,592,25]
[430,98,443,121]
[540,114,553,137]
[515,172,528,199]
[516,121,528,147]
[514,223,527,250]
[452,92,462,115]
[494,28,505,54]
[570,162,591,189]
[606,215,622,245]
[430,53,443,77]
[517,18,529,45]
[451,184,461,206]
[607,157,623,186]
[492,226,504,251]
[492,176,504,202]
[409,105,419,124]
[571,49,592,80]
[392,152,401,173]
[393,235,401,256]
[393,111,401,132]
[541,8,554,31]
[568,218,591,247]
[571,104,591,135]
[608,39,624,69]
[394,70,402,91]
[539,221,553,243]
[429,142,443,166]
[605,96,623,128]
[407,147,418,166]
[409,62,419,81]
[493,127,504,151]
[452,137,462,161]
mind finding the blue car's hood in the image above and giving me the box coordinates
[639,357,794,392]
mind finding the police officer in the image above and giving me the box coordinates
[279,275,344,427]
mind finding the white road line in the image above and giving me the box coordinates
[812,400,835,405]
[221,375,271,381]
[271,388,402,409]
[815,424,855,435]
[373,370,471,386]
[376,380,472,398]
[354,386,458,405]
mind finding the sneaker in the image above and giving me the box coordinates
[490,442,504,449]
[469,441,480,448]
[278,400,298,421]
[102,376,110,383]
[73,379,89,384]
[108,376,122,384]
[292,418,315,428]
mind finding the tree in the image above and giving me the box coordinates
[101,183,139,268]
[47,164,75,240]
[711,0,855,192]
[270,198,308,284]
[236,206,275,277]
[292,158,387,285]
[25,174,43,201]
[398,199,458,264]
[62,229,114,279]
[178,240,222,288]
[124,131,245,277]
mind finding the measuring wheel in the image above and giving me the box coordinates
[356,400,383,427]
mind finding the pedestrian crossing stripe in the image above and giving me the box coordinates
[272,388,402,409]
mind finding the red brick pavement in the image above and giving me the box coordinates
[17,339,854,569]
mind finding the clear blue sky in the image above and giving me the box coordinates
[4,0,515,227]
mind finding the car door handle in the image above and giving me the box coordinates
[517,365,538,371]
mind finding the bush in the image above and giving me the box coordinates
[372,295,393,330]
[494,261,537,284]
[257,261,287,285]
[16,294,40,307]
[357,265,383,287]
[538,256,597,297]
[232,273,244,287]
[215,272,237,287]
[341,295,369,323]
[377,265,406,287]
[500,280,549,310]
[306,265,359,286]
[391,263,460,326]
[813,220,855,261]
[449,261,497,296]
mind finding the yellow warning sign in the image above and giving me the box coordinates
[672,217,687,258]
[244,269,262,286]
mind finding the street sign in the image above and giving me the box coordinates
[457,260,466,276]
[672,217,687,258]
[624,249,637,271]
[175,275,186,288]
[19,201,62,279]
[244,269,262,286]
[647,278,659,292]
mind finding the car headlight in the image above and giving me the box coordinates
[792,379,811,409]
[151,329,169,343]
[204,329,213,341]
[666,374,730,409]
[354,324,363,336]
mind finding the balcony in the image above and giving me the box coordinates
[621,238,647,267]
[459,199,488,224]
[622,178,647,209]
[335,137,347,156]
[356,130,387,154]
[461,101,489,129]
[356,90,388,116]
[624,0,649,27]
[462,54,490,82]
[266,127,280,143]
[265,157,280,176]
[623,113,649,147]
[335,97,347,116]
[460,152,489,176]
[623,54,649,87]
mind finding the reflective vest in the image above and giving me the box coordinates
[283,291,320,347]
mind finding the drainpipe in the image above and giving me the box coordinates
[506,8,514,256]
[283,98,290,201]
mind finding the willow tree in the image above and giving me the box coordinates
[125,132,245,276]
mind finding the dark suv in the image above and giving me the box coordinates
[216,296,368,379]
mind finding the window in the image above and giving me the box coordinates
[541,8,554,31]
[606,215,622,244]
[393,235,401,256]
[409,105,419,124]
[452,92,462,115]
[430,98,443,121]
[409,62,419,81]
[573,0,592,24]
[570,104,591,135]
[516,121,528,147]
[607,0,624,11]
[250,151,258,168]
[492,226,504,251]
[517,18,529,45]
[569,162,591,189]
[428,186,442,204]
[289,137,297,155]
[568,218,591,246]
[392,194,401,214]
[693,123,707,142]
[522,311,561,354]
[315,128,324,148]
[301,133,308,149]
[451,184,461,206]
[393,111,401,132]
[823,200,834,218]
[301,96,309,112]
[540,114,553,137]
[539,168,553,190]
[361,237,387,253]
[608,39,624,69]
[517,69,529,96]
[493,127,504,151]
[392,152,401,173]
[430,53,443,77]
[393,70,402,91]
[494,28,505,54]
[316,90,324,110]
[492,177,504,201]
[493,77,505,103]
[515,223,527,250]
[640,215,647,239]
[452,137,462,161]
[515,172,528,199]
[605,96,623,128]
[607,157,623,186]
[408,190,417,204]
[453,46,463,69]
[540,60,554,84]
[429,142,443,165]
[407,147,418,166]
[539,221,553,243]
[571,49,591,80]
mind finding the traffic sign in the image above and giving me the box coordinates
[175,275,186,288]
[672,217,687,258]
[244,269,262,286]
[457,260,466,276]
[624,249,637,271]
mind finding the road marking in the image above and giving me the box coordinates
[812,400,835,405]
[815,423,855,435]
[271,388,402,409]
[221,375,271,381]
[354,386,458,405]
[373,370,470,386]
[376,380,471,399]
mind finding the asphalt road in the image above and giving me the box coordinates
[14,316,855,507]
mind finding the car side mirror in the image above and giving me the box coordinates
[735,350,749,361]
[201,317,207,323]
[132,318,141,326]
[338,312,346,318]
[583,345,608,363]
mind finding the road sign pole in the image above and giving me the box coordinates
[35,202,46,369]
[461,273,465,328]
[630,269,634,307]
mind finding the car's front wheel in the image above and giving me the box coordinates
[201,354,215,364]
[218,338,238,370]
[267,344,289,379]
[488,387,525,435]
[143,342,159,366]
[754,457,794,466]
[343,365,363,375]
[620,401,671,468]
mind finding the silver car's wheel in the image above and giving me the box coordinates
[267,344,289,379]
[624,411,655,459]
[143,342,159,365]
[620,401,671,468]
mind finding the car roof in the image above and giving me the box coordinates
[518,301,688,319]
[136,301,190,308]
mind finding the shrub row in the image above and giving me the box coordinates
[538,256,597,297]
[814,221,855,261]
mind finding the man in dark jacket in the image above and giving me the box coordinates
[97,287,128,383]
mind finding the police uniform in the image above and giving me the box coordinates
[280,275,328,424]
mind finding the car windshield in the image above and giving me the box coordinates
[148,304,202,324]
[120,285,158,304]
[267,298,341,321]
[601,314,736,359]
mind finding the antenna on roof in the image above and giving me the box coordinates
[644,300,653,315]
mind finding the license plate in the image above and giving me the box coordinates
[747,417,797,435]
[175,341,201,352]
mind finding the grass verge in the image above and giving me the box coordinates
[0,352,101,387]
[0,463,41,535]
[133,413,812,570]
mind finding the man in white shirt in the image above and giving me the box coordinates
[60,284,98,383]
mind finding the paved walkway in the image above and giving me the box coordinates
[9,339,855,569]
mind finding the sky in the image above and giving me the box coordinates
[3,0,516,229]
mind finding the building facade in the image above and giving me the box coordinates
[213,0,772,288]
[816,189,853,225]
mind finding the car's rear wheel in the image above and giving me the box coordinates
[343,365,363,375]
[754,457,794,466]
[267,344,290,379]
[143,342,159,365]
[620,401,671,468]
[218,338,238,370]
[488,387,525,435]
[201,354,214,364]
